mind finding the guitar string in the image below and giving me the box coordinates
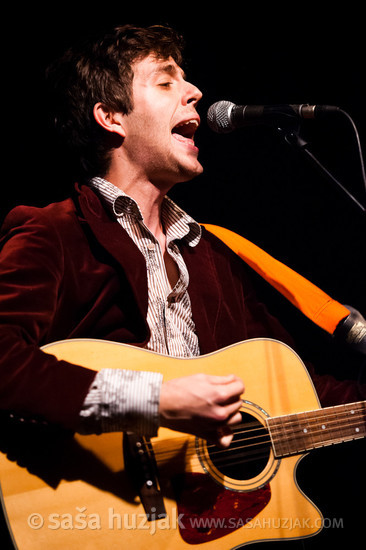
[153,428,272,467]
[267,406,365,430]
[221,410,366,451]
[152,429,277,467]
[267,409,366,445]
[267,417,366,456]
[151,410,366,466]
[155,444,272,470]
[268,415,366,436]
[155,408,366,456]
[154,414,366,467]
[153,423,365,472]
[154,409,366,457]
[205,414,366,462]
[154,405,365,457]
[153,438,270,465]
[268,404,366,430]
[210,414,366,465]
[153,431,366,472]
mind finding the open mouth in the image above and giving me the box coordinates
[171,119,199,147]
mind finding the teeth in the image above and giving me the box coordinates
[175,120,199,128]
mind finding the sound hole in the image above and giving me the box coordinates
[208,411,271,480]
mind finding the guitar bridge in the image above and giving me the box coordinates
[123,433,166,521]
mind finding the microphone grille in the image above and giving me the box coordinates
[207,100,235,133]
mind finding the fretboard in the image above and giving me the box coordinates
[267,401,366,458]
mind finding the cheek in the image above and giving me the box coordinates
[125,128,172,171]
[129,114,170,147]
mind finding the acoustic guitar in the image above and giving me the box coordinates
[0,337,364,549]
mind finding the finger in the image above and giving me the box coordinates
[226,409,243,426]
[206,374,242,385]
[218,432,234,448]
[216,426,234,448]
[218,399,243,421]
[216,380,245,404]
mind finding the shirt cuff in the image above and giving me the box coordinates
[77,368,163,436]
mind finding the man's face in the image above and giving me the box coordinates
[120,54,203,189]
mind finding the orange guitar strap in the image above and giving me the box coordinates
[202,224,350,335]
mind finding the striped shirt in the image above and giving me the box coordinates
[78,177,202,436]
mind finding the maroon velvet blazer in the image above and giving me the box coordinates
[0,184,361,430]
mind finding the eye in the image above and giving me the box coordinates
[159,81,173,88]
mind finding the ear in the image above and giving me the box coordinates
[93,103,126,137]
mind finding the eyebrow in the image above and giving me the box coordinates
[152,62,186,80]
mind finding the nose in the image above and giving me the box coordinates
[183,80,203,106]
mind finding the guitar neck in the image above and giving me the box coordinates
[267,400,366,457]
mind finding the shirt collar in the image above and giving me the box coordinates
[89,177,202,247]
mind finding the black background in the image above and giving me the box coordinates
[1,3,365,548]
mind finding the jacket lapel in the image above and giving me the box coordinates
[75,184,149,319]
[74,184,224,354]
[180,234,222,354]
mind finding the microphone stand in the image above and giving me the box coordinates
[276,122,366,215]
[278,124,366,363]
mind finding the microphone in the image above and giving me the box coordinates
[207,100,340,133]
[335,306,366,355]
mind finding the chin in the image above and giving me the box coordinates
[152,157,203,189]
[180,159,204,181]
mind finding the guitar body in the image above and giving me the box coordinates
[0,338,324,549]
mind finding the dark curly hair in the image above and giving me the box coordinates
[46,25,185,181]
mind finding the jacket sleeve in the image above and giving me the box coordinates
[0,206,97,430]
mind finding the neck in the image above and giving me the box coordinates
[105,169,169,242]
[267,400,366,458]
